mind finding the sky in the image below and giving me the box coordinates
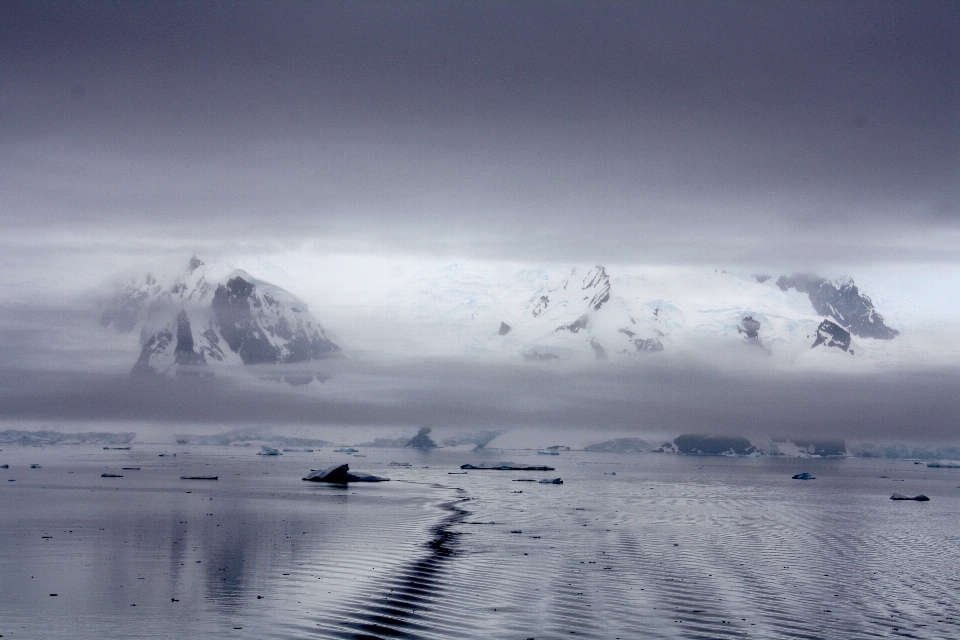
[1,1,958,441]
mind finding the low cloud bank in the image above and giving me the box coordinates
[1,357,958,443]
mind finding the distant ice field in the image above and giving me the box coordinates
[1,444,959,639]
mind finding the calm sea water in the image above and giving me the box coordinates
[1,444,958,639]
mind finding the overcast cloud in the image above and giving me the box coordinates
[1,1,957,267]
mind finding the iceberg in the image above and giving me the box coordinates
[890,493,929,501]
[460,463,555,471]
[302,464,389,483]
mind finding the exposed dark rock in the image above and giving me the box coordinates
[212,276,281,364]
[753,274,771,283]
[585,438,650,453]
[812,320,852,352]
[173,310,206,368]
[498,322,512,336]
[776,274,898,339]
[302,464,389,483]
[792,472,816,480]
[673,434,758,456]
[582,266,611,311]
[557,314,589,333]
[890,493,929,501]
[132,328,174,375]
[524,350,559,361]
[738,316,761,340]
[590,339,608,359]
[634,338,664,352]
[532,295,549,317]
[180,475,218,480]
[618,328,635,338]
[405,427,438,450]
[539,478,563,484]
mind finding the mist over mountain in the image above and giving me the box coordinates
[101,257,340,382]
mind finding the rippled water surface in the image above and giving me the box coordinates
[1,445,959,639]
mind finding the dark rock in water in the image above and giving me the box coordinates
[812,320,852,352]
[0,464,8,468]
[673,434,758,456]
[539,478,563,484]
[405,427,437,450]
[776,274,898,339]
[461,463,555,471]
[792,472,816,480]
[101,473,123,478]
[258,446,281,456]
[498,322,512,336]
[585,438,650,453]
[891,493,929,501]
[180,475,218,480]
[302,464,389,483]
[30,464,41,468]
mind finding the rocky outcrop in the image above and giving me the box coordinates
[812,320,852,352]
[673,434,758,456]
[776,274,898,339]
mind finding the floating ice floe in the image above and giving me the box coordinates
[101,473,123,478]
[334,447,358,454]
[461,463,555,471]
[792,472,816,480]
[181,475,218,480]
[302,464,389,483]
[258,446,281,456]
[539,478,563,484]
[927,460,960,468]
[891,493,929,501]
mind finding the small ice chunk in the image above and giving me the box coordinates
[792,472,816,480]
[101,473,123,478]
[258,446,281,456]
[891,493,929,501]
[539,478,563,484]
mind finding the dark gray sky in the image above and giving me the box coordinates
[2,0,957,265]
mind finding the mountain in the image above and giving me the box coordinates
[775,274,899,340]
[101,257,341,381]
[477,265,900,363]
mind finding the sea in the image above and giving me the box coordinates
[1,443,959,639]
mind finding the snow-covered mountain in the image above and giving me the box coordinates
[488,266,899,363]
[100,257,341,380]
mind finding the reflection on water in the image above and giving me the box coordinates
[1,445,959,638]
